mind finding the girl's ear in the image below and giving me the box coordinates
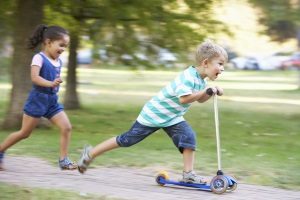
[45,38,51,45]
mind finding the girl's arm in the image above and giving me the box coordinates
[31,65,62,87]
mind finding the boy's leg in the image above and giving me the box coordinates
[50,111,77,170]
[90,137,119,158]
[91,120,158,157]
[183,148,195,172]
[78,121,159,173]
[163,121,206,183]
[78,137,119,173]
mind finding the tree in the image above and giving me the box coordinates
[87,0,228,63]
[2,0,45,129]
[249,0,300,47]
[0,0,14,50]
[45,0,228,109]
[249,0,300,88]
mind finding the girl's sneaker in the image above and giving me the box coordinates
[0,152,4,170]
[180,171,207,184]
[78,145,93,174]
[59,157,77,170]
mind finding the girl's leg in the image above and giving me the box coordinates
[49,111,72,160]
[0,114,39,152]
[183,148,195,172]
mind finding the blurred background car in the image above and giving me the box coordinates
[77,49,92,64]
[280,52,300,70]
[229,52,290,70]
[230,56,259,70]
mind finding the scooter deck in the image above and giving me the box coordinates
[157,176,211,191]
[156,172,237,194]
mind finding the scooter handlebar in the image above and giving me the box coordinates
[206,88,220,96]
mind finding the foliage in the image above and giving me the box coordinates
[45,0,228,64]
[0,0,15,50]
[249,0,300,42]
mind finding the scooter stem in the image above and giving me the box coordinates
[213,95,222,173]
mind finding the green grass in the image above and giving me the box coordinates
[0,183,119,200]
[0,68,300,193]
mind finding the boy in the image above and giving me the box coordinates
[78,40,227,183]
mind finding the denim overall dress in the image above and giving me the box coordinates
[23,53,63,119]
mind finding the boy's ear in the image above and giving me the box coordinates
[202,58,209,67]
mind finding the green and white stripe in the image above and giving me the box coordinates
[137,66,206,127]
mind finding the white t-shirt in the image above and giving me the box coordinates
[31,52,60,67]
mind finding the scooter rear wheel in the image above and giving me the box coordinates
[156,170,170,186]
[210,175,228,194]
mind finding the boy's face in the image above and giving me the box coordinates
[205,56,226,81]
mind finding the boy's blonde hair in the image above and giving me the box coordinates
[195,40,228,65]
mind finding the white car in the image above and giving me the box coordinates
[230,53,290,70]
[230,57,259,70]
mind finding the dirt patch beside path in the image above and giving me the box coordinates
[0,156,299,200]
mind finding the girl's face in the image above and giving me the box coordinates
[44,34,70,60]
[204,56,226,81]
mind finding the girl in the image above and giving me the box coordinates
[0,24,77,170]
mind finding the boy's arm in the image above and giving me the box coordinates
[179,90,209,104]
[179,86,223,104]
[198,86,223,103]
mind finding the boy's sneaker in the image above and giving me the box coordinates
[0,152,4,171]
[180,171,207,184]
[59,157,77,170]
[78,145,93,174]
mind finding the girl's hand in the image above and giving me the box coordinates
[52,78,63,87]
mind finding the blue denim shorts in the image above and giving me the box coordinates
[116,121,196,153]
[23,90,63,119]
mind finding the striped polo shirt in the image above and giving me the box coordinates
[137,66,206,127]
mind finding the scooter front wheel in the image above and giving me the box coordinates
[210,175,228,194]
[227,182,237,192]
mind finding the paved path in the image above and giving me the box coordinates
[0,156,299,200]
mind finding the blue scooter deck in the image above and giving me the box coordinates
[157,176,211,191]
[156,173,237,194]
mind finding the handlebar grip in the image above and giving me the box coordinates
[206,88,220,96]
[206,88,214,96]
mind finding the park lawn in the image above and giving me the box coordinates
[0,182,118,200]
[0,68,299,191]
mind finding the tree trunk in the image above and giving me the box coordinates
[2,0,45,129]
[63,31,80,109]
[297,27,300,88]
[297,27,300,50]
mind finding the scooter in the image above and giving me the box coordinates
[156,89,237,194]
